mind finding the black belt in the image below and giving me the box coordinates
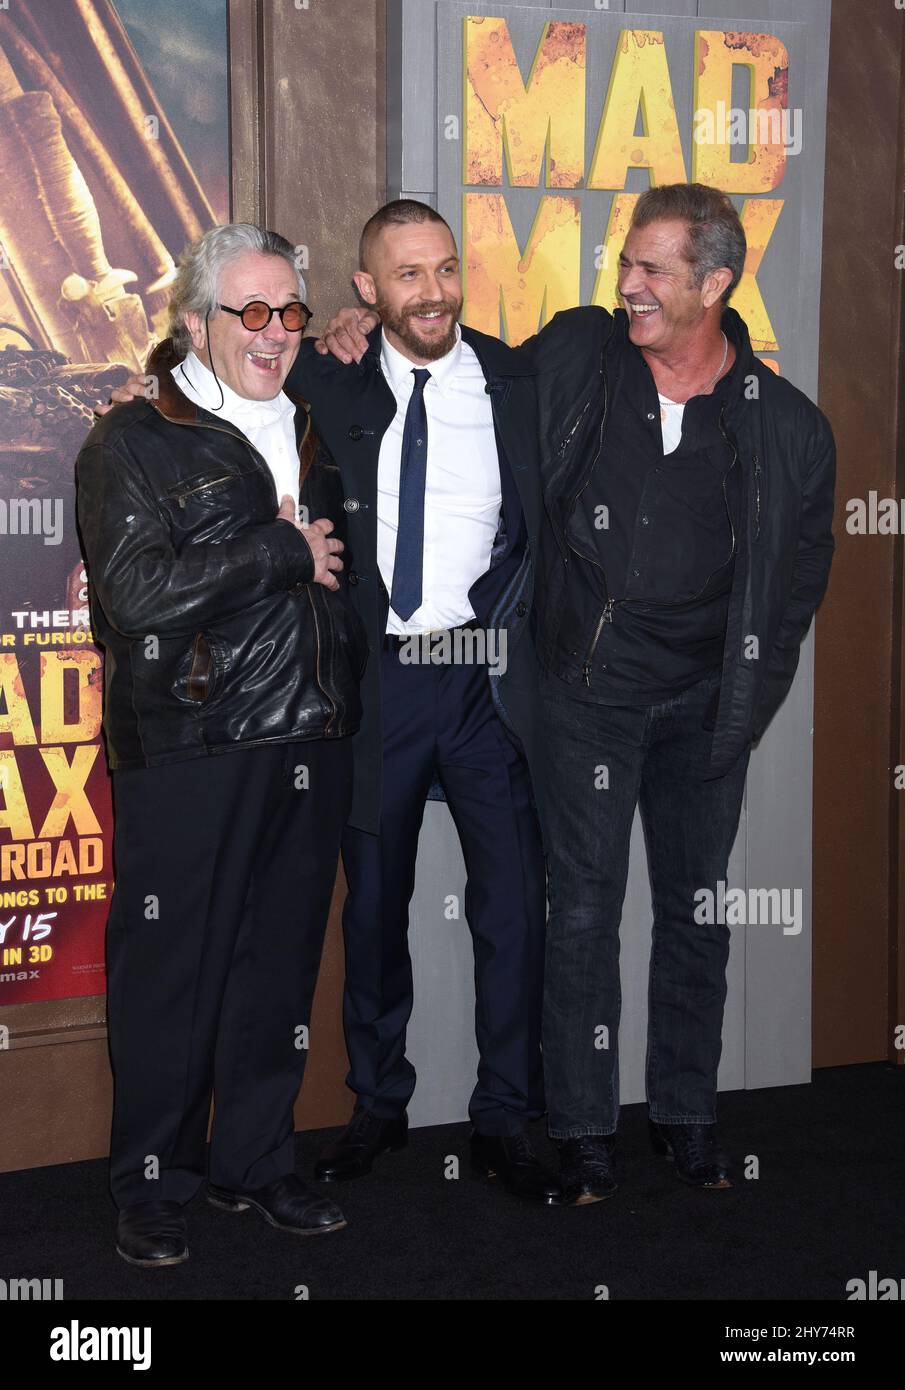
[382,618,482,651]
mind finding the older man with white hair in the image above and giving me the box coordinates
[77,224,367,1266]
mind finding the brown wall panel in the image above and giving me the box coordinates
[242,0,388,1130]
[813,0,905,1066]
[1,0,386,1175]
[3,1037,112,1172]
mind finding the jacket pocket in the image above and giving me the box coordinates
[164,471,239,509]
[173,632,219,704]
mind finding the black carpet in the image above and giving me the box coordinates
[3,1063,902,1301]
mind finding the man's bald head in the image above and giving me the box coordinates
[358,199,452,273]
[353,199,462,364]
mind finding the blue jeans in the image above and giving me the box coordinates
[538,668,750,1138]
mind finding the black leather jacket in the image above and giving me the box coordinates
[527,305,836,772]
[75,347,366,769]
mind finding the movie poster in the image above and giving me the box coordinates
[438,7,811,389]
[0,0,228,1004]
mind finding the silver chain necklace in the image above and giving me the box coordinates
[658,332,729,417]
[702,331,729,395]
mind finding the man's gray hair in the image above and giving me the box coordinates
[166,223,307,354]
[631,183,747,304]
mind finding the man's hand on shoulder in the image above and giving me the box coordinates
[314,308,379,364]
[93,373,155,417]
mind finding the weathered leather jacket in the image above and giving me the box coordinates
[76,348,366,768]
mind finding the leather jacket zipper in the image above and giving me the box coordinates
[172,474,234,507]
[753,453,762,539]
[306,589,337,734]
[582,598,615,684]
[562,370,617,683]
[716,405,739,563]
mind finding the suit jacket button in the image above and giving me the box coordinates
[349,571,360,586]
[344,497,360,512]
[516,601,527,617]
[349,425,364,440]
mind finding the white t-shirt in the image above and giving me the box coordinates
[657,394,685,455]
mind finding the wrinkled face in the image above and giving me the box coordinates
[185,250,302,399]
[356,220,463,363]
[618,217,713,355]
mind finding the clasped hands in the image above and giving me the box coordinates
[276,496,343,592]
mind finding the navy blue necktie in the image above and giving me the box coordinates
[390,367,431,621]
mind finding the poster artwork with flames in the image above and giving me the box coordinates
[439,7,812,389]
[0,0,228,1004]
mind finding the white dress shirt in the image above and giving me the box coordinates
[378,326,503,635]
[173,351,300,508]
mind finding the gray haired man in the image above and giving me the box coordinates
[77,224,366,1265]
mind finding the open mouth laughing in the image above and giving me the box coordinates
[245,348,283,373]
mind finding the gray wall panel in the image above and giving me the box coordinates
[701,0,831,1090]
[390,0,832,1125]
[387,0,439,197]
[407,804,479,1128]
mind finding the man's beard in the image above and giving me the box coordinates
[376,294,462,361]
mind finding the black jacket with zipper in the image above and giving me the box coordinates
[526,304,836,771]
[75,346,366,770]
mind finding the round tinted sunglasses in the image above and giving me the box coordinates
[217,300,313,332]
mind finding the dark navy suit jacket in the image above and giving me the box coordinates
[285,323,542,833]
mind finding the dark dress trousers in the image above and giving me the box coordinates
[78,379,357,1207]
[285,327,547,1133]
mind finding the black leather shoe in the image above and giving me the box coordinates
[314,1108,408,1181]
[470,1130,563,1205]
[206,1173,346,1233]
[650,1121,733,1188]
[116,1200,188,1267]
[557,1135,618,1205]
